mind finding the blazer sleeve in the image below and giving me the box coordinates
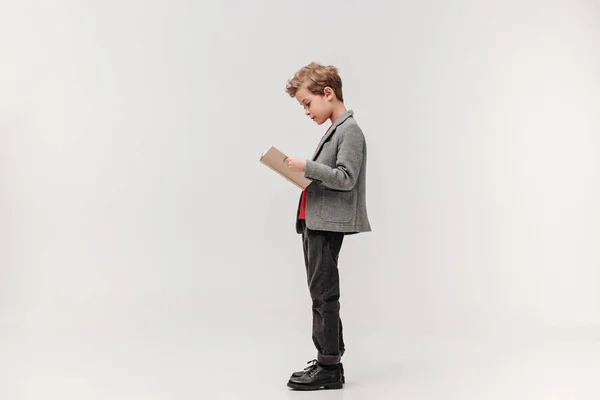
[303,125,364,191]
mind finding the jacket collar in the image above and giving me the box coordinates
[311,110,354,160]
[330,109,354,131]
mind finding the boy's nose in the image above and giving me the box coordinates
[305,109,310,116]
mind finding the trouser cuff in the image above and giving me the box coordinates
[318,353,341,365]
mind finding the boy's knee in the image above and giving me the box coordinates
[312,297,340,312]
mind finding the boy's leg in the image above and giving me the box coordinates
[302,222,345,365]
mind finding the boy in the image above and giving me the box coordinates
[283,62,371,390]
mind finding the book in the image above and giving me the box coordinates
[259,146,312,190]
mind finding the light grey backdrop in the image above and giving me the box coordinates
[1,0,599,375]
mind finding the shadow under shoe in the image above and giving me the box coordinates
[287,363,343,391]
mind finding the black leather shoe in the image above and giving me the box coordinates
[290,360,345,383]
[287,363,343,391]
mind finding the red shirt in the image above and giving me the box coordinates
[298,187,308,219]
[298,125,332,220]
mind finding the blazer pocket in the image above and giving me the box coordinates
[320,189,354,223]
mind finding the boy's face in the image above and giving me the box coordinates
[295,86,334,126]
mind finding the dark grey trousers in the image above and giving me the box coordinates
[299,219,346,365]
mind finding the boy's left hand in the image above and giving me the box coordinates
[285,157,306,173]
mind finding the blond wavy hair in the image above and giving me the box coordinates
[285,62,344,102]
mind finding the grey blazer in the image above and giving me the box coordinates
[296,110,372,234]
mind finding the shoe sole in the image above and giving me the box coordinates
[287,380,344,391]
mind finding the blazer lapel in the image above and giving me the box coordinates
[311,110,354,161]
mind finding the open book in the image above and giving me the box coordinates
[259,146,312,190]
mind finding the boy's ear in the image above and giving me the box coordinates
[323,87,334,100]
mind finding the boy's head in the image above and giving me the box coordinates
[285,62,344,125]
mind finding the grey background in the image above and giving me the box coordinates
[1,0,599,398]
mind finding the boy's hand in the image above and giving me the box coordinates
[284,157,306,173]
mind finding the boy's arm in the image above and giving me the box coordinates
[304,125,364,191]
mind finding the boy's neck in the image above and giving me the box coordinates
[329,103,347,125]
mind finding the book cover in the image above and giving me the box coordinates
[260,146,312,190]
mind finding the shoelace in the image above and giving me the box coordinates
[303,359,319,376]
